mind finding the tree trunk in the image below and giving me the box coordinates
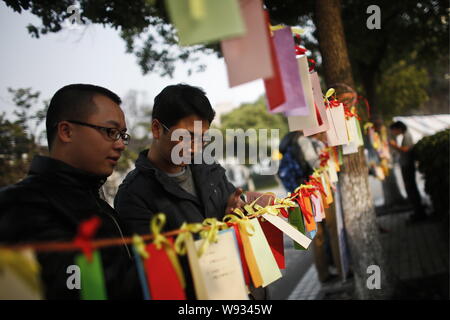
[314,0,395,299]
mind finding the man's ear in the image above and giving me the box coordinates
[57,121,73,144]
[151,119,161,140]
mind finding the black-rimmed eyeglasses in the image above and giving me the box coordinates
[64,120,131,145]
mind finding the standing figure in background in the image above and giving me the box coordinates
[389,121,427,223]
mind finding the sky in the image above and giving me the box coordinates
[0,1,266,121]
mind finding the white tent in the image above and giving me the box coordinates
[393,114,450,143]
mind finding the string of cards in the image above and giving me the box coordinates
[0,0,371,300]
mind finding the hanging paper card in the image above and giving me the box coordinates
[342,117,359,154]
[285,56,318,131]
[75,250,107,300]
[263,11,285,111]
[0,249,43,300]
[131,247,151,300]
[144,242,186,300]
[239,219,282,287]
[331,146,341,172]
[342,140,359,155]
[221,0,273,87]
[184,232,208,300]
[267,27,308,115]
[311,193,325,222]
[191,229,249,300]
[239,223,263,288]
[302,197,317,234]
[166,0,246,46]
[322,172,334,205]
[337,145,344,165]
[262,213,312,250]
[304,72,330,136]
[355,117,364,146]
[259,217,285,269]
[232,224,251,286]
[325,103,349,146]
[328,159,339,183]
[288,206,307,250]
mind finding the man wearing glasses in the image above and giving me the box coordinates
[114,84,246,299]
[0,84,141,299]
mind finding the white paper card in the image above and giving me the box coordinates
[262,214,312,249]
[193,229,249,300]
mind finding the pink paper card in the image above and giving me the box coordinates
[267,27,308,115]
[221,0,273,87]
[285,56,316,118]
[325,103,349,146]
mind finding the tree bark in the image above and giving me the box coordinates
[314,0,395,299]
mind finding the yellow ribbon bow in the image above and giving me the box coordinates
[132,234,149,259]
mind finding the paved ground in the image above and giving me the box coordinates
[286,209,449,300]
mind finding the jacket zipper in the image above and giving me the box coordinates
[91,189,132,259]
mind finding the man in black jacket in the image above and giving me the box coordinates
[114,84,246,299]
[0,84,141,299]
[114,84,244,234]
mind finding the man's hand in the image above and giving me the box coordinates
[225,188,246,215]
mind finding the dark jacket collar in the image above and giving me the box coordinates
[28,155,107,190]
[134,149,226,205]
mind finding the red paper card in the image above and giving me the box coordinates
[262,11,285,111]
[232,224,251,286]
[258,217,285,269]
[144,242,186,300]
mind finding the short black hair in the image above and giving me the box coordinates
[152,84,215,128]
[389,121,407,132]
[46,84,122,150]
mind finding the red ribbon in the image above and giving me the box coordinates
[344,105,361,120]
[325,96,341,109]
[294,34,316,72]
[319,151,330,168]
[279,208,290,218]
[73,216,102,262]
[308,177,327,199]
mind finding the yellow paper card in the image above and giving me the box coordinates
[185,232,209,300]
[0,249,43,300]
[321,172,333,205]
[238,222,263,288]
[239,219,282,288]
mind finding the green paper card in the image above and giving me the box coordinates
[288,206,306,250]
[166,0,246,46]
[355,117,364,146]
[338,145,344,165]
[75,251,107,300]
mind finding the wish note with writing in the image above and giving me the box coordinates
[189,229,249,300]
